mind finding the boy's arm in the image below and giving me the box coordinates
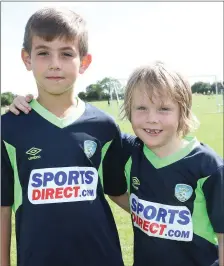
[1,141,14,266]
[101,125,128,198]
[218,234,224,266]
[202,165,224,266]
[109,192,130,213]
[210,234,224,266]
[9,94,33,115]
[1,207,12,266]
[102,129,135,211]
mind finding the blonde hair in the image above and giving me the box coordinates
[121,61,200,137]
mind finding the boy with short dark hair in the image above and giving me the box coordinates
[1,7,127,266]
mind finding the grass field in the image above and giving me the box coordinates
[2,94,223,266]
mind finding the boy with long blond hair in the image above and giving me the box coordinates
[121,61,223,266]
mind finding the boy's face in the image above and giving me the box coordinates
[22,36,91,95]
[131,87,180,153]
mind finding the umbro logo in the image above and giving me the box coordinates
[26,147,42,160]
[132,177,140,190]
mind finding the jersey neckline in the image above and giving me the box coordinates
[143,136,200,169]
[29,98,86,128]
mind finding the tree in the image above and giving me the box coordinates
[78,92,86,101]
[191,82,211,94]
[85,90,100,101]
[1,92,16,106]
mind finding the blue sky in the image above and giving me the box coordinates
[1,2,223,96]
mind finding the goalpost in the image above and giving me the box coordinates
[109,79,127,105]
[106,79,128,118]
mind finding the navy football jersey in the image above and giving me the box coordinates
[1,99,126,266]
[122,134,224,266]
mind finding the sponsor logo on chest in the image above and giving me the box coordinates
[130,193,193,242]
[28,167,98,204]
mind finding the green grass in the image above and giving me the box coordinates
[5,95,224,266]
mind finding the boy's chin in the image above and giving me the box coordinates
[40,86,73,96]
[136,132,162,145]
[144,141,161,149]
[141,136,165,150]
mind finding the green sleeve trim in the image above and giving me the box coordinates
[125,157,132,194]
[3,141,22,213]
[192,176,218,245]
[98,140,112,190]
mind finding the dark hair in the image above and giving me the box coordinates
[23,7,88,58]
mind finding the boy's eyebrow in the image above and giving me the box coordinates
[34,45,50,50]
[34,45,76,51]
[59,46,76,51]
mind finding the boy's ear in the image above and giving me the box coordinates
[79,54,92,74]
[21,49,32,71]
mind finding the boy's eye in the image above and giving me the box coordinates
[137,106,147,111]
[37,52,48,56]
[159,107,170,111]
[62,52,73,57]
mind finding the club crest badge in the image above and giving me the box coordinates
[175,184,193,202]
[84,140,97,158]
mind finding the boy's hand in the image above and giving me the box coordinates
[109,192,130,213]
[9,94,33,115]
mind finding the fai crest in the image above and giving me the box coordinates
[175,184,193,202]
[84,140,97,158]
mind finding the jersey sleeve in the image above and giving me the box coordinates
[1,141,14,206]
[202,165,224,233]
[101,127,132,196]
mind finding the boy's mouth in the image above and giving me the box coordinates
[144,129,163,135]
[46,76,65,80]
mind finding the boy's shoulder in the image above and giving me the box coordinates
[121,133,141,146]
[193,141,223,164]
[121,133,143,156]
[84,102,118,126]
[189,141,224,175]
[75,102,124,139]
[2,111,31,133]
[2,112,36,145]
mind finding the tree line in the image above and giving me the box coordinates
[1,79,224,107]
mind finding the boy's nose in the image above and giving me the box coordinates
[48,56,61,70]
[146,111,159,124]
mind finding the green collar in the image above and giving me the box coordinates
[143,136,200,169]
[30,98,85,128]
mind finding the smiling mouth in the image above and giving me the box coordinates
[144,129,163,135]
